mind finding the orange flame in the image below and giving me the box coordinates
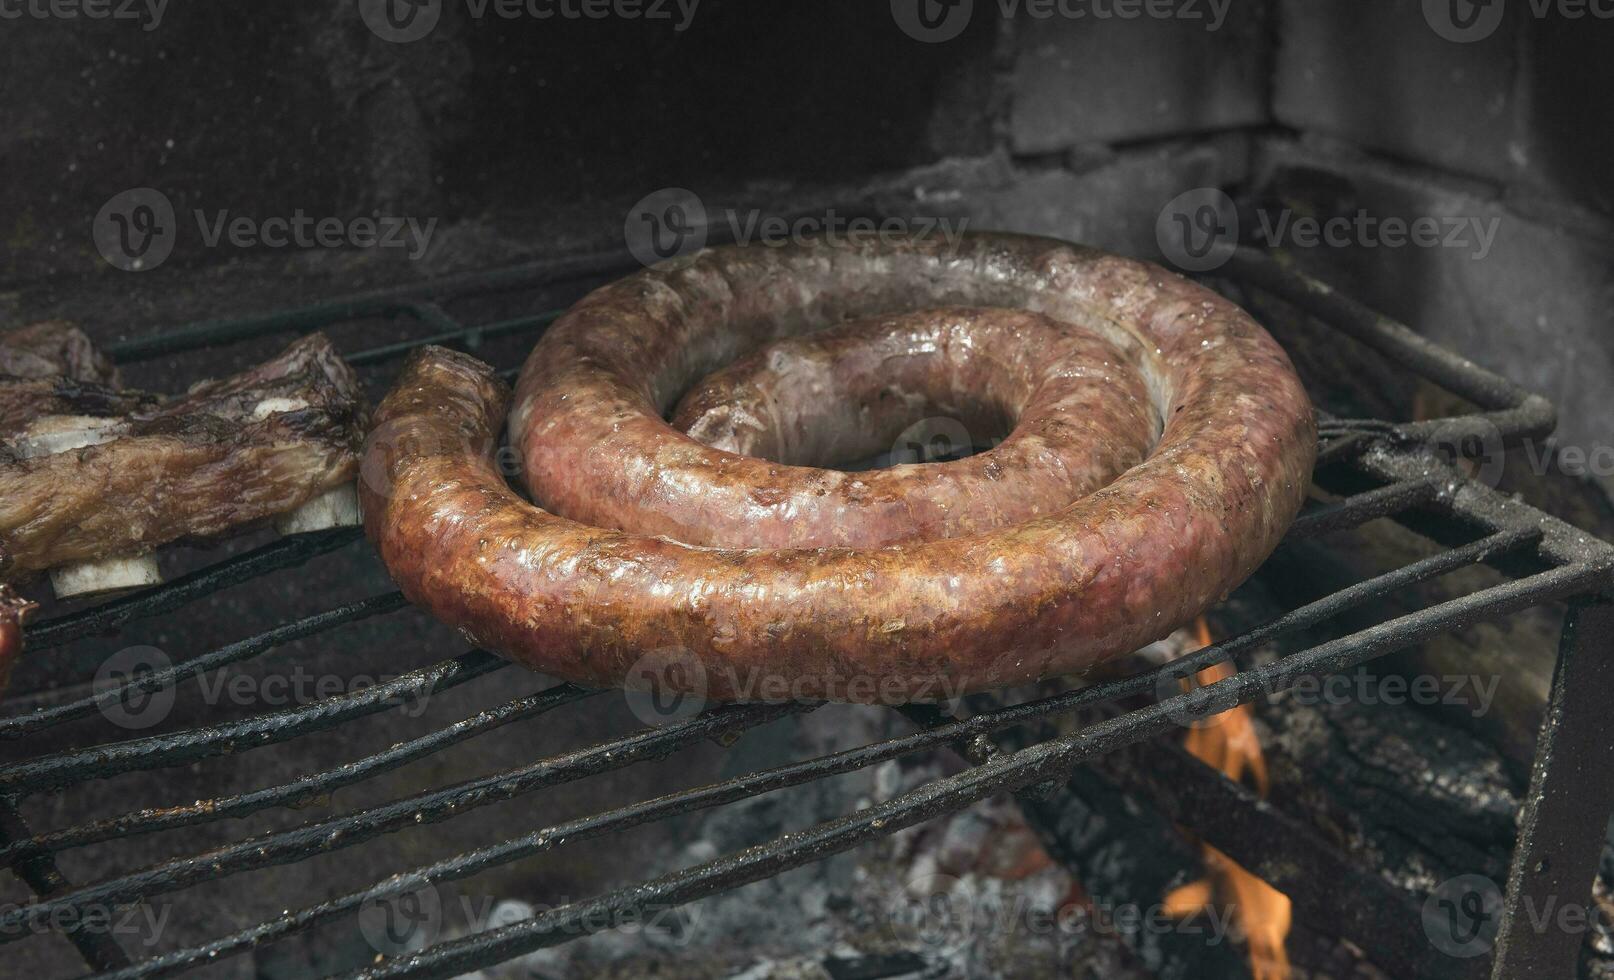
[1164,618,1293,980]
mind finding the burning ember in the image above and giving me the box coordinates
[1163,618,1294,980]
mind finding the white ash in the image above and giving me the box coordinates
[275,482,360,534]
[431,702,1146,979]
[49,553,162,598]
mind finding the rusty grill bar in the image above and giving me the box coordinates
[1,241,1611,980]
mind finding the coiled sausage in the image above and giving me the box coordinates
[361,233,1315,702]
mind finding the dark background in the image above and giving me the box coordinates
[2,0,1608,462]
[4,2,1613,978]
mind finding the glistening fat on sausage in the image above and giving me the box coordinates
[361,233,1316,703]
[661,307,1158,547]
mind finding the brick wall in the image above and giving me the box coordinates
[1273,0,1614,218]
[997,0,1612,492]
[1008,3,1271,153]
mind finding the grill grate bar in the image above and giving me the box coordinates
[105,248,642,364]
[5,523,1542,970]
[1224,248,1556,445]
[89,525,1547,979]
[0,631,515,798]
[344,312,561,367]
[0,592,408,744]
[0,641,495,797]
[0,685,598,866]
[24,529,364,655]
[333,560,1605,980]
[7,241,1613,980]
[89,691,1198,980]
[0,703,804,938]
[4,515,1536,855]
[107,301,448,364]
[1315,431,1376,466]
[14,297,566,673]
[1286,477,1442,540]
[0,798,132,973]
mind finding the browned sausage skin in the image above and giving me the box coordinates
[0,585,35,699]
[363,233,1314,703]
[666,307,1158,547]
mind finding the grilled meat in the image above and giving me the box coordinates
[0,333,366,583]
[0,320,120,385]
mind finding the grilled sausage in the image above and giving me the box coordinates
[361,233,1315,703]
[657,307,1157,547]
[0,585,35,700]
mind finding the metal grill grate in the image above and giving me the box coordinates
[2,243,1611,980]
